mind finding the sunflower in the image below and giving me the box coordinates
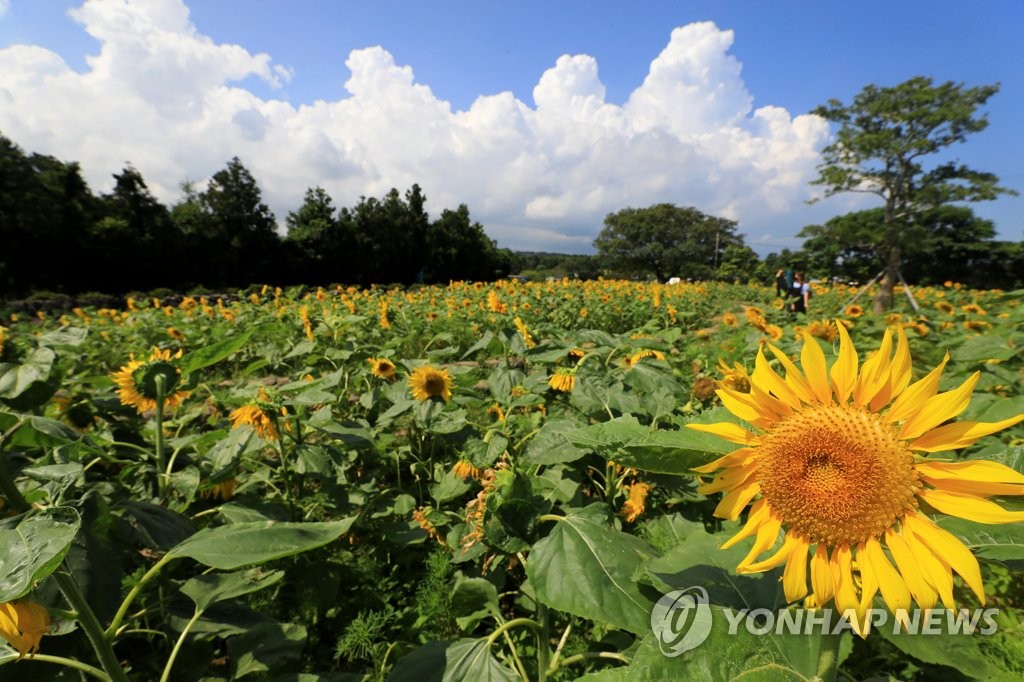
[111,348,189,414]
[452,459,483,481]
[514,317,536,348]
[961,303,987,315]
[621,482,652,523]
[0,600,49,659]
[935,301,956,315]
[843,304,863,318]
[722,312,739,327]
[628,349,666,366]
[688,324,1024,635]
[717,359,751,393]
[367,357,397,380]
[548,369,576,393]
[409,365,454,402]
[229,404,279,441]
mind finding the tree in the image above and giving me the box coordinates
[810,76,1016,310]
[715,244,763,284]
[800,205,998,288]
[424,204,508,282]
[198,157,280,285]
[594,204,741,281]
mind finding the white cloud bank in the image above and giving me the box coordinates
[0,0,832,251]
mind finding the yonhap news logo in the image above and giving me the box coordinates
[649,585,1001,657]
[649,586,713,657]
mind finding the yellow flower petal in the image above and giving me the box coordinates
[909,413,1024,452]
[900,515,955,609]
[738,530,801,573]
[686,422,759,445]
[899,372,980,440]
[885,352,949,424]
[800,333,832,405]
[783,534,810,602]
[721,499,769,550]
[713,478,761,520]
[874,327,912,411]
[885,528,938,611]
[829,321,858,404]
[753,345,802,409]
[903,512,985,604]
[716,388,772,427]
[862,536,912,616]
[810,544,834,606]
[918,488,1024,524]
[691,447,757,475]
[736,510,783,565]
[853,327,893,408]
[767,344,815,404]
[697,462,757,495]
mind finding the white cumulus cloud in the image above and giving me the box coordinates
[0,0,834,252]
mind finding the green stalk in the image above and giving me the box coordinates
[105,553,174,639]
[815,632,843,682]
[17,653,110,680]
[0,430,127,681]
[154,374,167,498]
[53,572,130,682]
[536,603,550,682]
[159,608,203,682]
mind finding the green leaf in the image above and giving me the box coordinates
[229,621,307,678]
[442,638,517,682]
[522,418,588,465]
[567,416,729,474]
[0,507,81,602]
[122,501,196,550]
[179,329,254,375]
[388,640,450,682]
[875,619,1000,679]
[181,568,285,611]
[935,515,1024,564]
[0,347,55,399]
[168,518,355,569]
[527,507,658,634]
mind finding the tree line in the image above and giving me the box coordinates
[0,135,512,297]
[2,77,1020,302]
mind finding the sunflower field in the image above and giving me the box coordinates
[1,279,1023,681]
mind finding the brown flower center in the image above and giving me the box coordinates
[757,404,920,545]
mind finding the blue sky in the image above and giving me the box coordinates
[1,0,1021,256]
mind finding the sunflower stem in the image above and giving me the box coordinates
[53,570,130,682]
[815,631,843,682]
[154,374,167,498]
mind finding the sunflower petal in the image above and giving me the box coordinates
[713,479,761,520]
[901,515,955,609]
[692,447,757,474]
[899,372,981,440]
[879,327,913,408]
[918,488,1024,524]
[829,321,858,404]
[783,534,810,602]
[753,346,802,409]
[738,530,800,573]
[886,352,949,424]
[716,388,772,427]
[767,344,815,404]
[697,462,757,495]
[909,413,1024,452]
[810,544,834,606]
[686,422,759,445]
[853,327,893,408]
[720,499,768,549]
[737,511,783,566]
[800,333,832,404]
[862,536,912,617]
[885,528,938,611]
[903,512,985,604]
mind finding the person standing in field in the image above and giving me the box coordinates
[775,269,788,296]
[788,271,810,314]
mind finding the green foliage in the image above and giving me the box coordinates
[810,76,1017,307]
[594,204,743,282]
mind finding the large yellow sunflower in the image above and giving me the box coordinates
[409,365,454,402]
[0,600,49,659]
[689,324,1024,635]
[111,348,189,414]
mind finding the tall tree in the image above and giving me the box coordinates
[199,157,279,285]
[594,204,741,281]
[284,186,359,284]
[424,204,508,282]
[809,76,1015,310]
